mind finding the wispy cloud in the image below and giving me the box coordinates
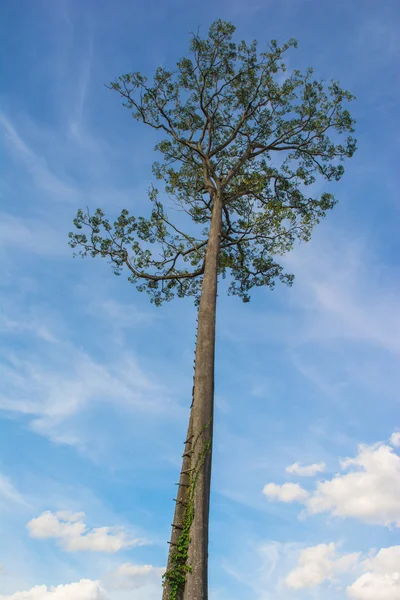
[0,112,144,211]
[219,229,400,369]
[68,39,94,145]
[0,212,69,257]
[0,473,27,507]
[283,234,400,354]
[0,342,177,446]
[0,114,81,202]
[223,540,302,600]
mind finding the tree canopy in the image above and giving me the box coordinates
[69,19,356,306]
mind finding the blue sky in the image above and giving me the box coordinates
[1,0,400,599]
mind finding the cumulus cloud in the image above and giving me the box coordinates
[262,482,308,503]
[264,437,400,527]
[307,442,400,526]
[284,543,400,597]
[390,432,400,448]
[106,563,165,590]
[347,546,400,600]
[285,543,359,590]
[285,462,326,477]
[0,563,165,600]
[0,580,108,600]
[27,511,145,553]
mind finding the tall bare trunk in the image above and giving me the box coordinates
[184,191,222,600]
[162,192,222,600]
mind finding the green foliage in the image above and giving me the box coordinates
[69,190,205,306]
[162,421,212,599]
[69,19,356,304]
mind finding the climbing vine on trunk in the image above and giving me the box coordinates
[163,419,212,599]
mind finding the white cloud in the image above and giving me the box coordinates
[390,432,400,448]
[65,529,142,553]
[264,438,400,528]
[106,564,164,590]
[363,547,400,576]
[307,443,400,527]
[27,511,85,539]
[348,573,400,600]
[0,580,108,600]
[348,546,400,600]
[262,482,308,503]
[27,511,145,553]
[285,462,326,477]
[285,542,359,590]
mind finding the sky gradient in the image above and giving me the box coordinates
[1,1,400,599]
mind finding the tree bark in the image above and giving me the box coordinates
[162,417,193,600]
[163,191,222,600]
[183,191,222,600]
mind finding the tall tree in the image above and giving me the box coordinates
[69,20,356,600]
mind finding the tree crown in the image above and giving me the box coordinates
[69,19,356,305]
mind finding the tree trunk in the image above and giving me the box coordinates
[162,410,193,600]
[163,192,222,600]
[183,191,222,600]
